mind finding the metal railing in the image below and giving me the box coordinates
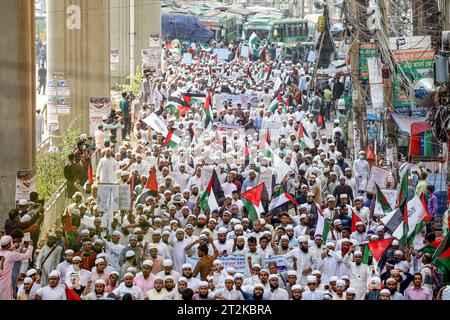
[36,135,60,159]
[38,149,100,245]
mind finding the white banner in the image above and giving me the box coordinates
[89,97,111,122]
[15,169,37,204]
[366,166,390,193]
[142,113,168,136]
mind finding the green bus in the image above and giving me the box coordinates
[196,10,238,43]
[243,18,310,46]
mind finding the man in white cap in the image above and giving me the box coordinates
[353,151,370,195]
[347,249,373,300]
[96,148,118,184]
[193,281,213,300]
[180,263,200,291]
[56,249,74,284]
[316,241,342,285]
[87,258,110,292]
[244,236,266,277]
[16,277,34,300]
[268,274,289,300]
[145,275,169,300]
[105,230,125,272]
[134,259,155,294]
[35,270,67,300]
[213,275,245,300]
[36,231,63,287]
[113,272,144,300]
[156,259,180,283]
[301,275,324,300]
[286,235,316,286]
[332,279,347,300]
[170,228,190,272]
[214,227,233,257]
[82,279,109,300]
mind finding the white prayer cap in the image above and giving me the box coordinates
[376,226,385,232]
[341,275,350,281]
[65,249,74,255]
[49,270,60,278]
[110,271,119,277]
[287,270,297,276]
[334,219,342,225]
[254,283,264,289]
[380,288,390,295]
[306,276,317,284]
[162,230,171,236]
[24,277,33,284]
[164,275,174,282]
[312,270,322,275]
[326,241,336,248]
[370,235,379,240]
[213,259,223,266]
[252,264,262,269]
[26,269,37,277]
[346,287,357,294]
[18,199,29,206]
[125,250,136,258]
[95,258,105,265]
[95,279,106,286]
[182,263,192,270]
[280,235,289,241]
[112,231,122,237]
[163,259,173,267]
[226,267,236,273]
[354,250,363,256]
[336,279,345,287]
[297,235,308,243]
[329,276,339,283]
[392,239,399,246]
[285,225,294,230]
[80,229,90,235]
[224,275,234,282]
[218,227,227,234]
[268,274,278,281]
[176,228,185,233]
[178,277,188,284]
[300,214,307,219]
[339,193,347,198]
[234,224,243,230]
[199,281,209,287]
[48,231,57,238]
[234,273,244,279]
[355,221,364,226]
[198,214,207,219]
[259,218,265,225]
[124,272,134,279]
[142,259,153,267]
[73,256,82,262]
[291,284,302,291]
[259,269,269,274]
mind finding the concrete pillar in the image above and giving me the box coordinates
[0,0,36,225]
[110,0,130,88]
[47,0,110,135]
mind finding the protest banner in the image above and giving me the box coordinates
[89,97,111,136]
[15,169,37,204]
[213,48,230,61]
[119,184,132,211]
[142,113,169,136]
[240,45,249,58]
[110,49,119,71]
[365,166,389,193]
[182,53,193,65]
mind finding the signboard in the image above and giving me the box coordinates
[149,33,161,48]
[142,49,162,75]
[393,50,434,115]
[119,184,132,211]
[182,53,193,65]
[47,113,59,132]
[97,184,120,213]
[213,48,230,61]
[89,97,111,122]
[220,93,259,109]
[359,43,379,80]
[142,113,169,136]
[240,45,249,58]
[57,97,71,115]
[366,166,390,193]
[47,97,58,114]
[57,80,70,96]
[47,80,57,96]
[110,49,119,71]
[15,169,37,204]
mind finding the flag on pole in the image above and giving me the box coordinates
[244,141,250,167]
[269,92,284,113]
[136,168,158,204]
[199,170,224,213]
[315,205,330,241]
[272,150,292,184]
[203,90,213,130]
[241,183,269,222]
[266,128,271,145]
[248,32,261,49]
[375,183,392,213]
[430,233,450,272]
[268,185,298,212]
[367,238,394,261]
[351,209,363,232]
[163,129,181,149]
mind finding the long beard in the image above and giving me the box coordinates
[301,247,309,253]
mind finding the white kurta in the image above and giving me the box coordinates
[96,157,118,183]
[286,249,316,286]
[36,244,63,286]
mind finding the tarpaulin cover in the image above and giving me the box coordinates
[162,13,214,43]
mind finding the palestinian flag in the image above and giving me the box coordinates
[241,183,269,222]
[163,129,181,149]
[368,238,394,261]
[266,129,271,145]
[188,123,196,143]
[246,67,255,85]
[375,183,392,213]
[297,122,314,150]
[397,164,409,207]
[199,170,224,213]
[244,141,250,167]
[87,160,94,184]
[361,243,373,265]
[258,138,273,158]
[297,122,304,138]
[315,205,330,241]
[269,92,285,113]
[431,232,450,271]
[181,93,197,106]
[136,168,158,204]
[421,237,446,255]
[268,185,298,213]
[262,66,272,81]
[406,195,432,244]
[165,97,191,118]
[285,95,297,108]
[318,115,324,127]
[203,90,213,130]
[351,209,363,232]
[65,286,81,300]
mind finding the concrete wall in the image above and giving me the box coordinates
[0,0,36,225]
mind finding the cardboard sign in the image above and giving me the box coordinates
[366,166,390,193]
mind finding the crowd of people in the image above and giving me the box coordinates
[1,38,449,301]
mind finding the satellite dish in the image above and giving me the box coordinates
[413,77,436,107]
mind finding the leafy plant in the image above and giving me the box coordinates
[117,71,143,96]
[36,121,81,200]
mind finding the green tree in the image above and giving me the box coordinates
[117,71,143,97]
[36,122,81,200]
